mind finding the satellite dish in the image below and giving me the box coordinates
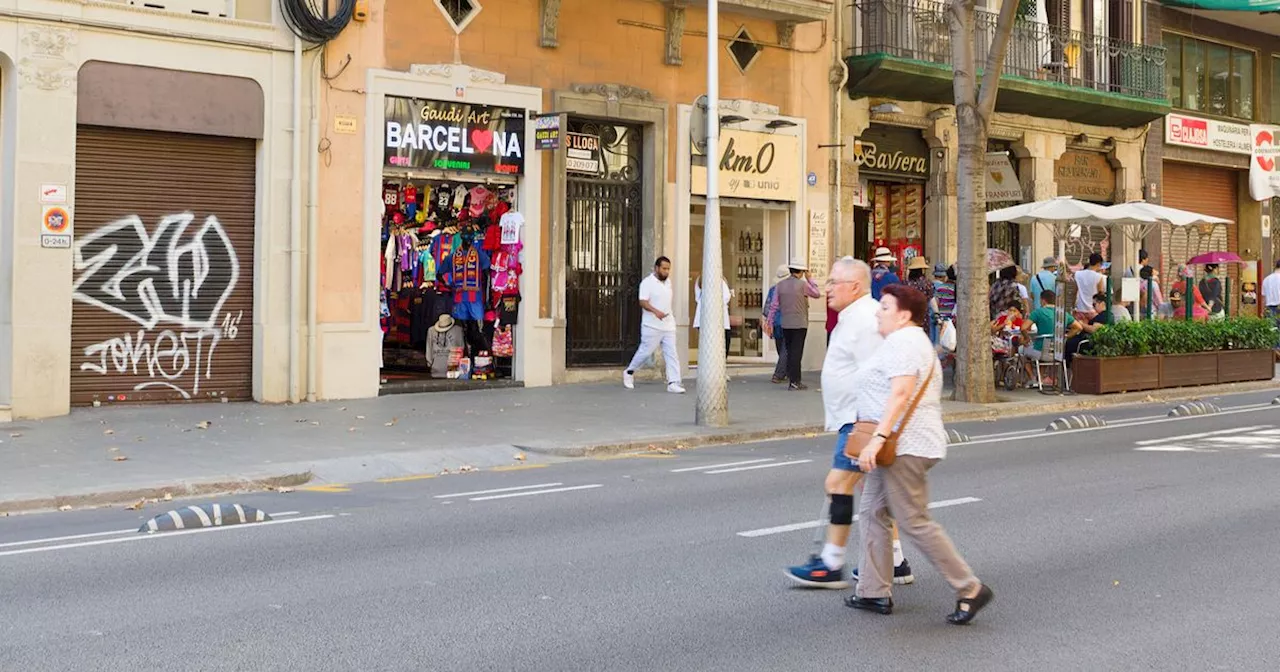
[691,95,709,161]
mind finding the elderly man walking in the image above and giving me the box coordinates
[774,261,820,391]
[787,257,913,588]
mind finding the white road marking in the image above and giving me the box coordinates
[736,497,982,537]
[469,484,603,501]
[1133,426,1270,446]
[188,506,212,527]
[959,403,1279,447]
[434,483,564,499]
[704,460,813,474]
[0,511,306,550]
[0,514,336,558]
[1135,445,1218,453]
[670,459,775,473]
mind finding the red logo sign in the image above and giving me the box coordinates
[1169,116,1209,147]
[1256,130,1275,172]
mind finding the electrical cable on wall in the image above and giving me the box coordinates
[281,0,356,44]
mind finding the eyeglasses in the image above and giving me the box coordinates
[825,279,855,287]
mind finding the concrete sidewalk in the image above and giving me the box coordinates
[2,370,1277,513]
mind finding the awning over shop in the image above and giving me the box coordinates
[1161,0,1280,10]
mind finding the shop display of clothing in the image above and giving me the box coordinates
[380,177,523,380]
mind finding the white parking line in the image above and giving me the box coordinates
[1133,426,1270,446]
[0,514,336,558]
[434,483,564,499]
[736,497,983,538]
[670,459,775,473]
[469,484,603,501]
[704,460,812,475]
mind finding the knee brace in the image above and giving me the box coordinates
[829,494,854,526]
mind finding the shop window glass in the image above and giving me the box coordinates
[1207,44,1230,116]
[1233,50,1254,120]
[1165,35,1182,107]
[1182,39,1205,111]
[727,27,762,73]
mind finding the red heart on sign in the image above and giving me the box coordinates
[471,129,494,154]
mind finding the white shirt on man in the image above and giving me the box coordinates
[639,274,676,332]
[1074,269,1104,311]
[1263,270,1280,307]
[822,294,883,432]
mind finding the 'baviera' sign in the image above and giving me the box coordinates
[384,97,526,175]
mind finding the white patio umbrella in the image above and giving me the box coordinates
[985,196,1152,226]
[1101,200,1233,228]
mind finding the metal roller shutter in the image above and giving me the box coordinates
[70,126,256,406]
[1161,162,1238,313]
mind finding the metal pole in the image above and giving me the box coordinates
[697,0,729,427]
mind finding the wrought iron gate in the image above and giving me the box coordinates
[565,120,644,366]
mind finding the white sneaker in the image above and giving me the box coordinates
[623,372,635,389]
[667,383,686,394]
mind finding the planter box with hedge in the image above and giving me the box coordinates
[1071,318,1278,394]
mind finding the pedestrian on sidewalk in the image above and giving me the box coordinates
[623,257,685,394]
[763,265,790,384]
[1030,257,1058,310]
[870,247,901,300]
[1264,260,1280,321]
[786,258,914,590]
[846,284,993,625]
[774,261,820,391]
[693,274,733,357]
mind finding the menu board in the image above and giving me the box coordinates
[870,183,924,246]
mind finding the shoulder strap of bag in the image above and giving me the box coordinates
[891,361,936,439]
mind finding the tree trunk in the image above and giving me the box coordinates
[949,0,1020,403]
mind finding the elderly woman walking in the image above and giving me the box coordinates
[845,284,993,625]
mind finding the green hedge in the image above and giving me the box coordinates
[1089,317,1280,358]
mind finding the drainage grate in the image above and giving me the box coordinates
[727,27,762,73]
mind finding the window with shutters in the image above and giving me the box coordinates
[1163,33,1255,120]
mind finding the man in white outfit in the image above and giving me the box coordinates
[624,256,685,394]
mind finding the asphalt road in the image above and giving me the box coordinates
[2,391,1279,671]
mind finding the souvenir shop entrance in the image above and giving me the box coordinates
[379,96,528,390]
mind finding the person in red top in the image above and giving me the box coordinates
[826,305,839,345]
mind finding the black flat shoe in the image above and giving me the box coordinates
[844,595,893,615]
[946,584,993,625]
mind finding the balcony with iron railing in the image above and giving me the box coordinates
[845,0,1169,127]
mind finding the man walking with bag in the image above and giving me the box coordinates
[786,258,913,588]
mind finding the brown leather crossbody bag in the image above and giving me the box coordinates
[843,364,936,467]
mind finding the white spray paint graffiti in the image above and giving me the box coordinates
[73,214,242,399]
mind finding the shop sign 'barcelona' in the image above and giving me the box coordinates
[384,97,526,175]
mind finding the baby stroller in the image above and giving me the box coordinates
[991,323,1029,391]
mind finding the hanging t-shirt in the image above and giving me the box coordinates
[469,186,491,218]
[500,211,524,246]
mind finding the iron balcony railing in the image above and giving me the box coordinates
[849,0,1167,102]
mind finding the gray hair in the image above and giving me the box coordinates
[831,257,871,287]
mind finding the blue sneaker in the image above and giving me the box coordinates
[785,554,850,589]
[850,559,916,586]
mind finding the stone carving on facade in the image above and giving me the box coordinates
[18,25,78,92]
[665,3,686,66]
[718,99,780,116]
[408,63,507,85]
[21,25,77,59]
[776,21,796,49]
[540,0,561,48]
[570,83,655,117]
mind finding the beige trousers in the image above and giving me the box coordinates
[855,454,980,599]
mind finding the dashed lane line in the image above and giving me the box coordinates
[704,460,813,475]
[469,484,604,502]
[670,459,775,473]
[433,483,564,499]
[735,497,983,538]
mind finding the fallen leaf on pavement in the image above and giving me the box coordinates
[340,406,347,411]
[112,455,128,462]
[458,464,477,473]
[103,429,115,435]
[163,493,173,501]
[385,417,399,427]
[439,468,452,475]
[58,505,73,512]
[348,427,357,432]
[653,447,673,455]
[276,487,295,494]
[196,421,211,430]
[514,453,526,461]
[356,415,366,420]
[1113,580,1121,587]
[125,499,145,511]
[9,432,22,438]
[147,498,158,504]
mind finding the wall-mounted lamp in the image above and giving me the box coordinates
[870,102,905,115]
[765,119,798,129]
[719,114,749,126]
